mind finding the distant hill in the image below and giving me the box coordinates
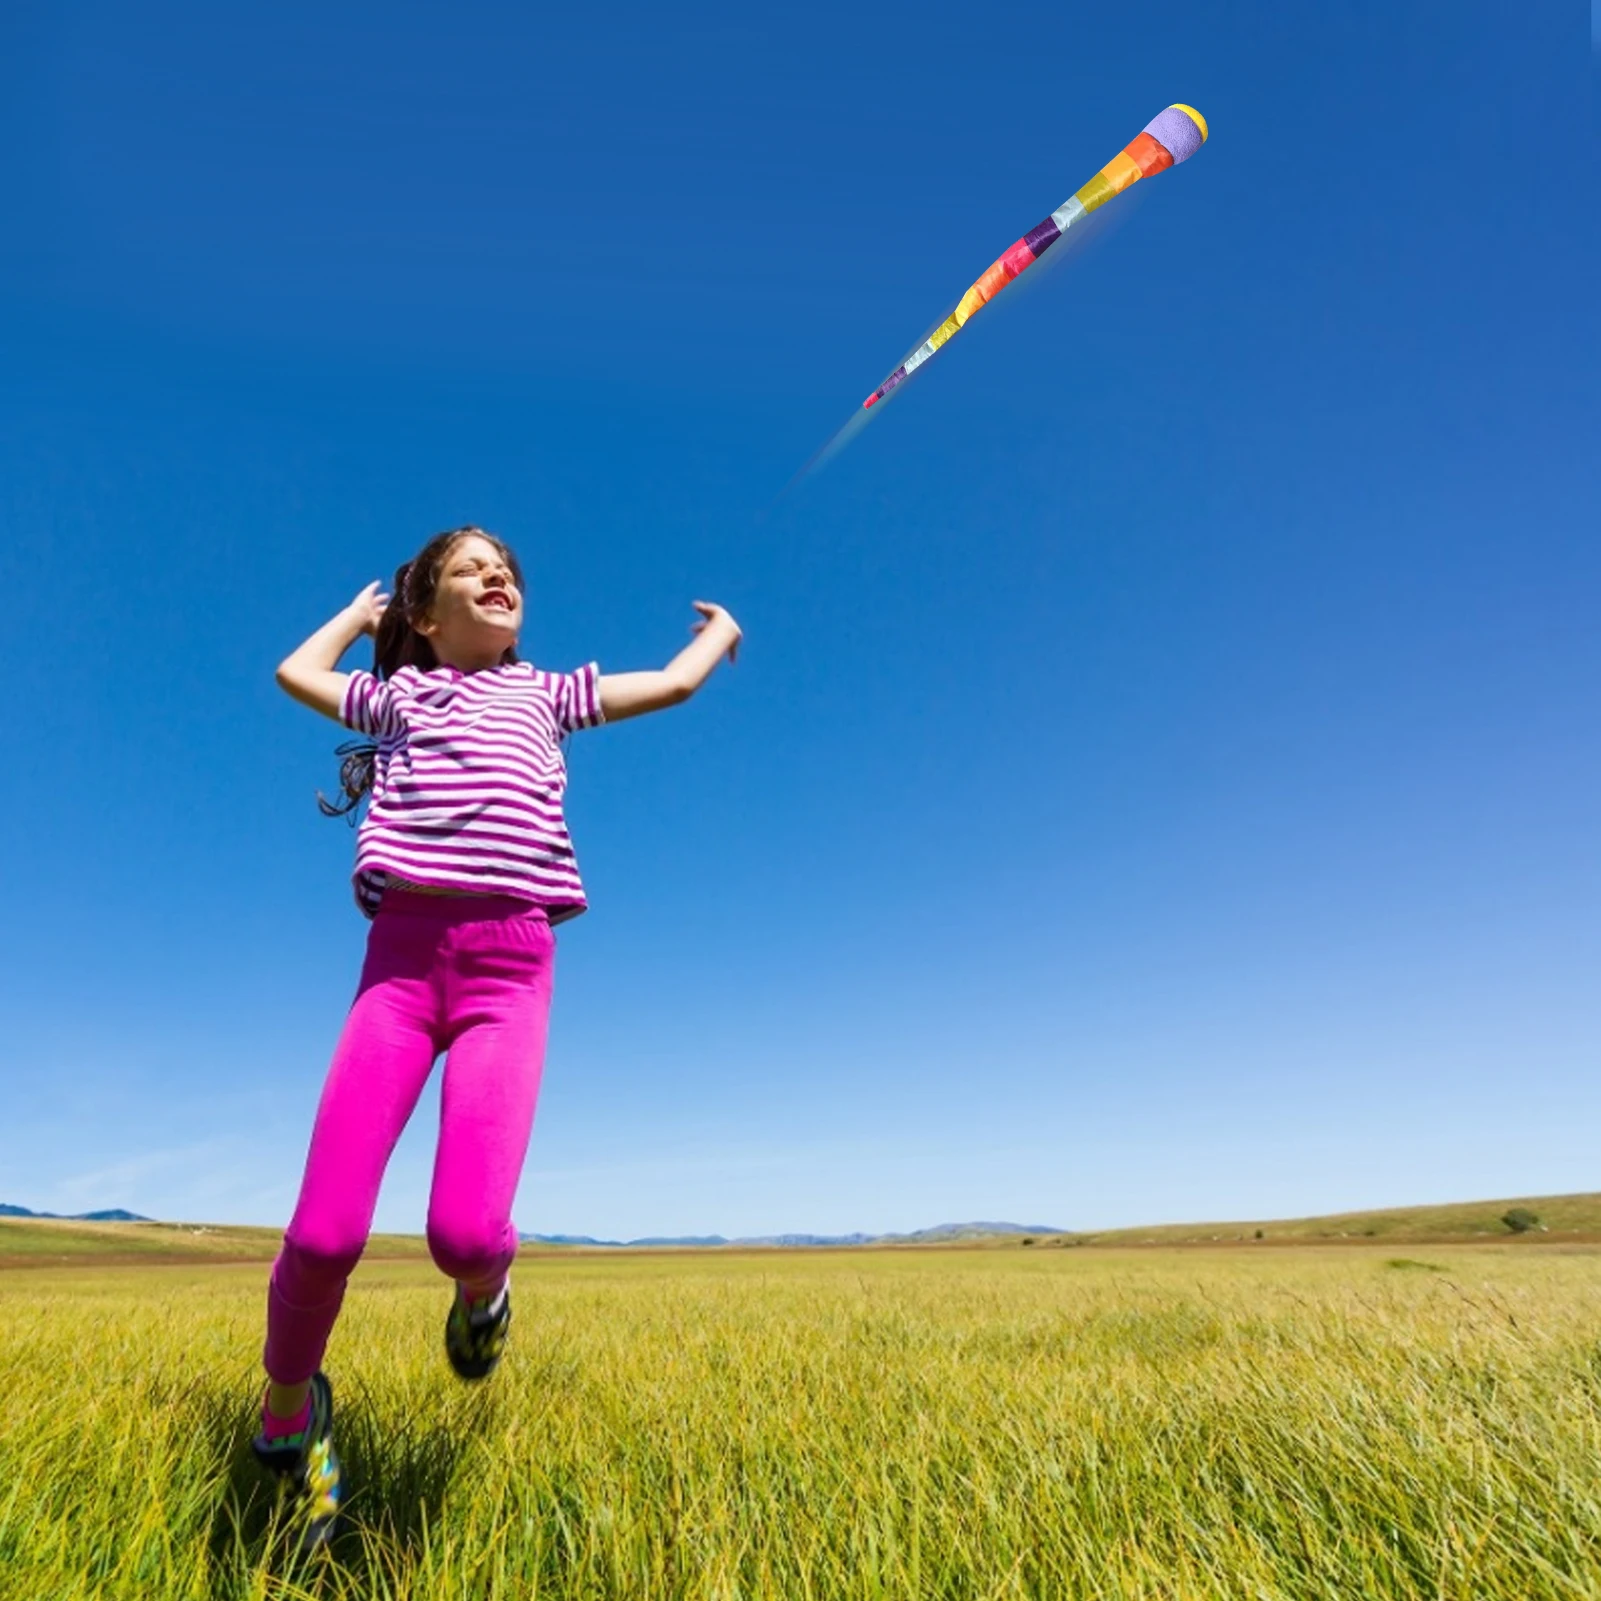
[0,1215,431,1266]
[0,1204,151,1222]
[898,1222,1060,1243]
[519,1233,731,1247]
[7,1193,1598,1268]
[519,1221,1065,1248]
[1058,1191,1601,1247]
[520,1199,1601,1250]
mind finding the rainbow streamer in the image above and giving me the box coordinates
[861,104,1209,410]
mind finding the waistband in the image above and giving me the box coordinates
[376,888,550,925]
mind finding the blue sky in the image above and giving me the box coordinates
[2,1,1596,1239]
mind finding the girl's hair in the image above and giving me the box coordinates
[319,525,523,819]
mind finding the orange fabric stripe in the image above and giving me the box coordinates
[1101,150,1145,195]
[972,259,1012,304]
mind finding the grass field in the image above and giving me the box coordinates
[4,1246,1601,1599]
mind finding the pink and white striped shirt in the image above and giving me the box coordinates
[341,660,604,920]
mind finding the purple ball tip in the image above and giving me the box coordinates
[1142,105,1206,165]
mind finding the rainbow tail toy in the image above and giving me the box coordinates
[862,104,1209,410]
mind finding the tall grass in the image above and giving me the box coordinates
[3,1247,1599,1599]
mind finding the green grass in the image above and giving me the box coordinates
[4,1247,1601,1598]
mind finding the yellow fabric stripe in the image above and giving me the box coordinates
[952,288,985,327]
[927,315,961,349]
[1075,172,1117,213]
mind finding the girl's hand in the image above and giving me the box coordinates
[597,601,742,722]
[278,583,390,723]
[346,581,391,638]
[691,600,741,664]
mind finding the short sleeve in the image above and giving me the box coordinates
[341,669,404,737]
[551,662,604,735]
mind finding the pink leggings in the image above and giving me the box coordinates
[264,891,555,1385]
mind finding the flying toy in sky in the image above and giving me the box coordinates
[800,103,1208,477]
[862,104,1208,412]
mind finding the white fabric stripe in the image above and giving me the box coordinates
[1050,196,1087,233]
[377,785,569,819]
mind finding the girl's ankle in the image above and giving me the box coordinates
[260,1392,312,1441]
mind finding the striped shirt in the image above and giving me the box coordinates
[341,660,604,920]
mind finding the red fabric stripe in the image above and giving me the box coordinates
[1125,130,1175,177]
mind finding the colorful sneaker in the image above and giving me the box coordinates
[445,1283,512,1380]
[250,1371,342,1552]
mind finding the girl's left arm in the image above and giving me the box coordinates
[598,602,742,724]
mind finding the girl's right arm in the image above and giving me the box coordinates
[276,582,389,722]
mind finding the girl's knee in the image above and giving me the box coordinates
[426,1215,514,1283]
[279,1225,367,1293]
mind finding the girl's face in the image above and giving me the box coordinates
[416,533,523,664]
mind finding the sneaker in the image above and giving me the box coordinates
[251,1371,342,1552]
[445,1283,512,1380]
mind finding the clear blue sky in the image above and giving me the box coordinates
[2,1,1596,1238]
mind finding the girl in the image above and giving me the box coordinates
[255,524,741,1546]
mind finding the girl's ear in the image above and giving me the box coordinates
[412,609,439,639]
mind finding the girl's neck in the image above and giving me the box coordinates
[430,645,507,675]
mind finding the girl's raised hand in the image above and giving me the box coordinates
[347,581,391,638]
[597,601,742,722]
[278,582,391,722]
[691,600,741,663]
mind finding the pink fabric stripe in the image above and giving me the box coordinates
[1000,238,1035,277]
